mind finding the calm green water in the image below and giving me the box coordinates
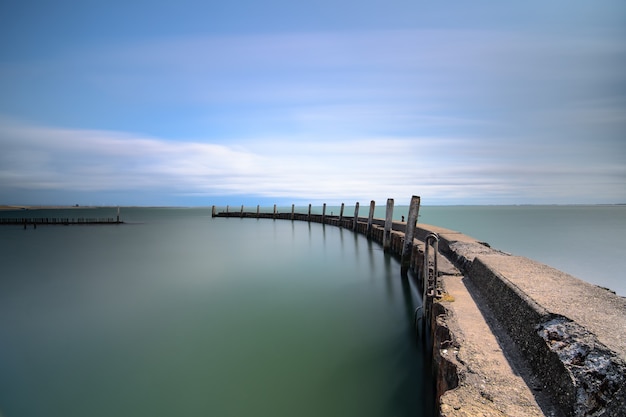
[0,208,433,417]
[418,205,626,297]
[272,204,626,296]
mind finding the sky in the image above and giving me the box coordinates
[0,1,625,206]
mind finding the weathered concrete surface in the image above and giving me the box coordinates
[434,275,552,417]
[467,254,626,417]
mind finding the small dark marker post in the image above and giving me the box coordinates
[256,205,260,218]
[383,198,394,252]
[322,203,326,224]
[353,202,360,230]
[240,205,244,217]
[308,204,312,222]
[212,206,216,217]
[401,195,420,277]
[291,204,295,220]
[273,204,277,219]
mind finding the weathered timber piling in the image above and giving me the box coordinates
[3,217,124,226]
[291,204,295,220]
[401,196,420,276]
[339,203,345,225]
[367,200,375,237]
[383,198,394,252]
[322,203,326,223]
[273,204,277,219]
[257,205,260,218]
[353,202,360,230]
[240,205,244,217]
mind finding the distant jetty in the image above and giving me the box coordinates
[0,207,123,227]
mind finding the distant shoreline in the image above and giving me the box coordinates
[0,205,95,211]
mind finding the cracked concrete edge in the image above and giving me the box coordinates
[430,284,514,417]
[464,255,626,416]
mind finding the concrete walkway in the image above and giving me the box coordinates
[437,274,554,416]
[419,223,626,416]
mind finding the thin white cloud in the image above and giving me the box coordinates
[1,119,624,205]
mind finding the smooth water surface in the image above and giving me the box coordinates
[271,204,626,296]
[419,205,626,296]
[0,208,433,417]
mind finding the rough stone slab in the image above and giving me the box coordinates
[475,254,626,362]
[468,254,626,416]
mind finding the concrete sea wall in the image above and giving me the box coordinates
[214,201,626,416]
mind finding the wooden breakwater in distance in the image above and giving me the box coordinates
[0,218,123,227]
[1,208,124,228]
[213,197,626,417]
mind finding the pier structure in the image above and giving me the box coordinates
[0,207,123,228]
[0,217,123,227]
[213,197,626,417]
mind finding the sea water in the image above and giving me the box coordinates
[419,205,626,297]
[0,208,433,417]
[291,204,626,296]
[1,204,624,416]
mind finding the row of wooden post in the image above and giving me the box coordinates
[211,196,421,273]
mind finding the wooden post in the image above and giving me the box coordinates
[117,206,120,223]
[383,198,394,252]
[273,204,277,219]
[322,203,327,224]
[308,204,312,222]
[226,205,229,213]
[212,206,216,217]
[339,203,345,225]
[401,195,420,276]
[256,205,260,218]
[367,200,375,237]
[240,205,244,217]
[291,204,295,220]
[353,202,360,230]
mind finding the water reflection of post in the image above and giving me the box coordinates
[367,237,376,283]
[353,223,360,263]
[401,274,417,338]
[339,223,345,257]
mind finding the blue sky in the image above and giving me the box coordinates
[1,1,625,206]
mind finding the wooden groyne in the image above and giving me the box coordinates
[0,207,123,227]
[0,217,123,226]
[214,197,626,417]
